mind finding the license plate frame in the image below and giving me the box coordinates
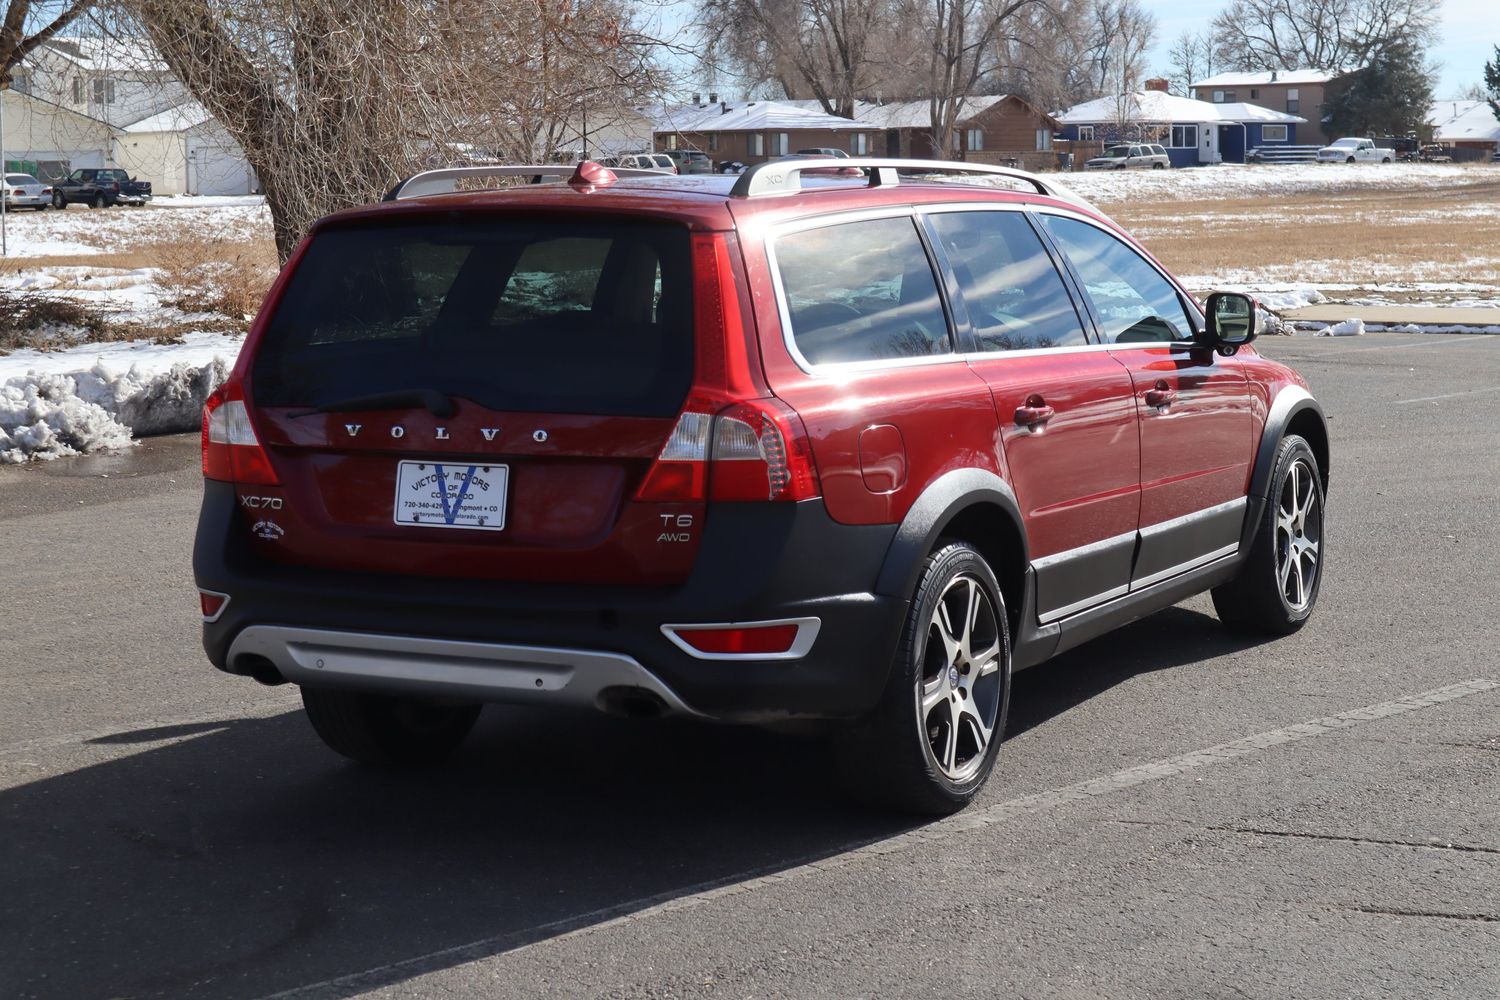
[392,460,508,531]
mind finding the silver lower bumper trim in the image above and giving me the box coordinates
[227,625,701,716]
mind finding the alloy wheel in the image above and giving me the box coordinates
[918,573,1003,781]
[1276,458,1322,612]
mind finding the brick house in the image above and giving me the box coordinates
[650,100,877,166]
[1191,69,1346,147]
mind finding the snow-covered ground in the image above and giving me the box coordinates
[0,197,269,258]
[1065,161,1495,204]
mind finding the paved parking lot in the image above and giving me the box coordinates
[2,332,1498,999]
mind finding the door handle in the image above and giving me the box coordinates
[1145,382,1177,409]
[1014,396,1055,430]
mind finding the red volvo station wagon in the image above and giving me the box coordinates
[195,159,1328,813]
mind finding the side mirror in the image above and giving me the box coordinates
[1202,291,1260,354]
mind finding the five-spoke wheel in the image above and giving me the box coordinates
[919,573,1004,782]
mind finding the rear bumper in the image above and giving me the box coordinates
[194,482,907,722]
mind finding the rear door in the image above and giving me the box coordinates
[245,215,706,585]
[924,206,1141,624]
[1036,211,1254,588]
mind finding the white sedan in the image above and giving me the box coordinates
[3,173,53,210]
[1316,138,1392,164]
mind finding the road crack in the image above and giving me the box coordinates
[1336,905,1500,923]
[1211,825,1500,856]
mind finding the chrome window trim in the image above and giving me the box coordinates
[766,207,966,376]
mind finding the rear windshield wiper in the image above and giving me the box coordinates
[289,388,457,419]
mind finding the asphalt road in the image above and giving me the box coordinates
[2,332,1498,999]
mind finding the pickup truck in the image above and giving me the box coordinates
[51,168,153,208]
[1315,138,1392,164]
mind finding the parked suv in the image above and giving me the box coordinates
[664,149,712,174]
[195,158,1328,813]
[1084,143,1170,169]
[52,167,152,208]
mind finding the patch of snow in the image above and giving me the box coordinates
[1065,162,1489,205]
[1324,319,1366,336]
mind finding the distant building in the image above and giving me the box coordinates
[1428,99,1500,158]
[648,99,877,166]
[11,36,187,129]
[1190,69,1346,147]
[113,101,258,196]
[1055,84,1306,165]
[0,88,115,181]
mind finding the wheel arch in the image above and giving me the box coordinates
[876,469,1029,630]
[1241,386,1328,553]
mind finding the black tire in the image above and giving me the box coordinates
[300,686,480,764]
[1152,162,1166,169]
[1381,157,1391,163]
[53,192,66,209]
[1212,435,1325,635]
[90,193,105,208]
[836,541,1011,815]
[1345,156,1355,164]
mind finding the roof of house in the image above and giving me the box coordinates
[122,100,214,133]
[1056,91,1305,125]
[1191,69,1343,88]
[649,100,871,134]
[35,36,170,74]
[777,96,1015,129]
[1428,99,1500,143]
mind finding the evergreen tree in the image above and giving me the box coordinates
[1485,45,1500,121]
[1325,35,1436,137]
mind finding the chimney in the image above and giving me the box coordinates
[720,101,729,115]
[1271,70,1278,82]
[709,92,719,104]
[1145,78,1170,93]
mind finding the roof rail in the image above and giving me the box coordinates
[728,157,1097,212]
[384,164,668,201]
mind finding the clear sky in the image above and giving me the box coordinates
[1145,0,1496,97]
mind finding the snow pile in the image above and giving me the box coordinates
[1252,287,1326,312]
[0,341,236,462]
[1323,318,1366,336]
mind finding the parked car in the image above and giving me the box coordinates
[3,173,52,211]
[796,147,851,158]
[1316,138,1391,163]
[196,157,1328,814]
[1419,143,1453,163]
[599,153,676,174]
[51,167,152,208]
[1084,143,1170,169]
[664,149,712,174]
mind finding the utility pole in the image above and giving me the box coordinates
[1,85,9,257]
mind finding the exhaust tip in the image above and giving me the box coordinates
[233,653,287,686]
[597,687,668,719]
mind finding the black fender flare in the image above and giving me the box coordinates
[875,468,1027,600]
[1242,386,1328,550]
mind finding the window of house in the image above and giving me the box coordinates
[966,129,984,151]
[1212,90,1224,103]
[1286,88,1300,114]
[1261,125,1288,142]
[1250,88,1259,99]
[11,71,29,95]
[666,134,678,150]
[707,133,718,151]
[850,132,869,155]
[1078,125,1095,141]
[1169,124,1198,148]
[774,216,952,366]
[751,133,765,156]
[71,77,83,104]
[929,211,1087,352]
[1035,129,1052,151]
[772,133,789,156]
[91,78,115,104]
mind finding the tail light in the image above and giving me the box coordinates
[662,618,821,659]
[202,380,279,484]
[635,232,818,503]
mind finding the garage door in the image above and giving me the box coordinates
[187,134,256,196]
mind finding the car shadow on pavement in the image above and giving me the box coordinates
[2,606,1270,1000]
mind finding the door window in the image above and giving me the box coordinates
[1039,215,1195,343]
[775,216,951,366]
[928,211,1087,352]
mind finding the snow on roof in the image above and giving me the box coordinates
[777,96,1013,129]
[1056,91,1305,125]
[123,101,214,133]
[1427,99,1500,143]
[649,100,873,133]
[38,36,169,73]
[1191,69,1342,88]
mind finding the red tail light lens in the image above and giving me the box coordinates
[202,382,279,484]
[635,397,818,503]
[199,590,229,621]
[673,624,799,655]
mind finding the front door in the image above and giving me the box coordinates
[1036,212,1254,589]
[925,208,1141,624]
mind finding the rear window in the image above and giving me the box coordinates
[252,219,694,417]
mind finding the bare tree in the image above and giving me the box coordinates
[1166,29,1215,95]
[0,0,95,87]
[1210,0,1440,72]
[988,0,1094,112]
[1078,0,1155,97]
[125,0,664,262]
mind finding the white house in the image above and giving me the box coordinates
[10,36,187,129]
[0,88,115,180]
[1428,99,1500,159]
[113,101,258,196]
[1056,88,1306,165]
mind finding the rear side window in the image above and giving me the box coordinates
[928,211,1087,352]
[1039,214,1194,344]
[774,216,951,367]
[253,220,693,417]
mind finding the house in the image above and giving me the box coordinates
[1055,84,1306,165]
[1190,69,1346,147]
[0,87,116,181]
[1428,99,1500,159]
[649,100,877,166]
[112,101,258,196]
[782,96,1063,171]
[10,36,187,129]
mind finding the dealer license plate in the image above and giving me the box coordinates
[392,460,508,531]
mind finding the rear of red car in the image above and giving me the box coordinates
[193,188,906,721]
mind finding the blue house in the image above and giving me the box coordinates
[1055,87,1306,166]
